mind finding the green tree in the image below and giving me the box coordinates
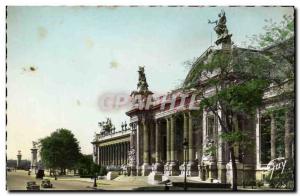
[76,154,106,177]
[194,51,270,191]
[245,14,294,80]
[182,14,294,190]
[39,128,81,175]
[246,14,295,163]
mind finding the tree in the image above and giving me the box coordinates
[182,14,294,190]
[195,51,270,190]
[245,14,294,80]
[39,128,81,175]
[76,154,106,177]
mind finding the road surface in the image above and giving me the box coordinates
[7,170,97,191]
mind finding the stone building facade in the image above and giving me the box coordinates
[92,118,131,169]
[92,12,294,185]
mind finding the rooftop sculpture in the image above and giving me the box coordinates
[32,141,38,149]
[137,66,149,93]
[131,66,153,97]
[98,118,115,134]
[209,10,232,46]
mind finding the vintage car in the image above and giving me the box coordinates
[41,179,53,188]
[26,181,40,190]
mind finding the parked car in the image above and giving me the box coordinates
[36,169,44,179]
[26,181,40,190]
[41,179,53,188]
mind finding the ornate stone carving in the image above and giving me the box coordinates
[32,141,38,149]
[202,137,217,162]
[98,118,115,136]
[128,146,136,166]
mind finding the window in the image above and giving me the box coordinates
[207,115,215,140]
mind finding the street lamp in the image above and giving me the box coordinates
[93,174,97,188]
[183,138,188,191]
[242,152,245,188]
[92,164,98,188]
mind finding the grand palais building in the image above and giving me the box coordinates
[91,13,294,185]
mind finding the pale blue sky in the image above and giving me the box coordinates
[7,6,293,159]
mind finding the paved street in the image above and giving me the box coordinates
[7,170,96,191]
[7,170,153,191]
[8,170,285,191]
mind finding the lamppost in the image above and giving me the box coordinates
[183,138,188,191]
[93,174,97,188]
[242,152,245,188]
[92,163,98,188]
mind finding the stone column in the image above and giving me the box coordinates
[120,143,123,165]
[125,142,128,164]
[104,146,108,166]
[180,113,188,176]
[108,145,112,165]
[129,125,137,176]
[107,145,111,165]
[169,115,178,176]
[136,122,142,176]
[127,142,129,164]
[188,112,194,162]
[115,144,118,166]
[148,120,164,184]
[110,145,114,165]
[270,113,276,160]
[99,147,101,165]
[105,146,108,166]
[97,146,100,165]
[106,146,108,165]
[123,142,128,165]
[118,144,120,165]
[183,113,189,143]
[217,109,226,183]
[30,148,37,173]
[127,142,130,164]
[142,120,151,176]
[187,112,197,176]
[117,143,122,165]
[199,109,208,179]
[164,117,170,175]
[104,147,106,165]
[118,143,121,166]
[107,145,109,166]
[100,147,102,165]
[154,120,163,172]
[17,152,22,169]
[112,145,115,165]
[113,144,116,165]
[119,143,122,165]
[122,143,125,165]
[117,144,120,166]
[285,108,294,160]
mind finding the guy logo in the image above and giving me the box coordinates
[267,157,287,179]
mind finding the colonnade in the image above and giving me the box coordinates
[268,108,294,160]
[98,142,130,166]
[141,112,196,175]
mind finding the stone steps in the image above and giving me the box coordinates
[113,175,148,183]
